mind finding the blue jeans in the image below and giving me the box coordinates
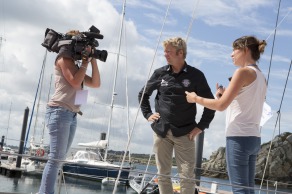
[226,136,261,194]
[39,106,77,194]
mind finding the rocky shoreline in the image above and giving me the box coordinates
[201,132,292,188]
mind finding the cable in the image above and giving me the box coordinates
[112,0,173,193]
[185,0,201,43]
[259,60,291,193]
[266,0,282,86]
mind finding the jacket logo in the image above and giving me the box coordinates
[182,79,191,87]
[161,79,168,86]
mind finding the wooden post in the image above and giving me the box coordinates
[16,107,29,168]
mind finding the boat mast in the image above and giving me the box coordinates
[0,35,9,145]
[24,50,47,151]
[40,73,53,145]
[104,0,127,162]
[31,50,47,148]
[5,101,12,146]
[0,36,6,72]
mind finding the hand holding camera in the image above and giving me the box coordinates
[81,46,92,62]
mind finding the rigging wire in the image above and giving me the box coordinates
[2,148,292,193]
[31,48,48,147]
[41,74,53,145]
[113,0,173,193]
[265,8,292,42]
[104,0,127,163]
[259,60,292,194]
[185,0,201,43]
[5,102,12,145]
[258,0,291,192]
[111,0,128,193]
[116,0,203,192]
[123,6,132,174]
[24,49,48,151]
[266,0,282,86]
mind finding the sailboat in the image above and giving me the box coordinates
[62,139,131,184]
[20,50,52,175]
[62,1,132,184]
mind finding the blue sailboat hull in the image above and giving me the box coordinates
[62,163,131,183]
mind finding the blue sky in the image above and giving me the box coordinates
[0,0,291,158]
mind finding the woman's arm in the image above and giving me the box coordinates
[84,58,101,88]
[58,57,89,89]
[186,68,251,111]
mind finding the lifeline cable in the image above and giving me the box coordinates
[185,0,201,43]
[112,0,173,193]
[266,0,282,86]
[259,60,292,194]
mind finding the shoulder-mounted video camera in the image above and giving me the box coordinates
[41,25,108,62]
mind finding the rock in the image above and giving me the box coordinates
[201,132,292,188]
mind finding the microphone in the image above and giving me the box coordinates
[218,85,223,97]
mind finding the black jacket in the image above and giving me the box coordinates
[138,63,215,137]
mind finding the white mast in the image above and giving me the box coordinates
[30,50,47,153]
[5,101,12,145]
[0,36,6,72]
[104,0,127,162]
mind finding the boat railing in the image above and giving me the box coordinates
[195,166,292,190]
[1,151,292,194]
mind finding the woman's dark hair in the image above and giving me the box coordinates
[233,36,267,61]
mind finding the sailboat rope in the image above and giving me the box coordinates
[113,0,174,193]
[185,0,201,43]
[259,60,292,193]
[266,0,282,86]
[115,0,214,193]
[258,0,292,192]
[111,0,128,193]
[23,49,48,151]
[31,49,48,146]
[116,0,292,193]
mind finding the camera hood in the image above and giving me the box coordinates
[82,32,104,39]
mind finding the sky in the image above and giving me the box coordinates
[0,0,291,159]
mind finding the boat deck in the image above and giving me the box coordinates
[198,186,232,194]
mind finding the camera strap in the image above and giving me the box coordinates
[75,63,84,89]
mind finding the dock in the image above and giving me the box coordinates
[0,161,25,178]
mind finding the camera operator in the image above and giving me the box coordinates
[38,30,101,194]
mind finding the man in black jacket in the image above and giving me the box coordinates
[138,37,215,194]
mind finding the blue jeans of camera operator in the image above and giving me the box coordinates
[38,106,77,194]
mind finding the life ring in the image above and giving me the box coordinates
[36,148,45,157]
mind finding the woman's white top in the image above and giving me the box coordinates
[225,66,267,137]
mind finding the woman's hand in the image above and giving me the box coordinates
[81,45,92,61]
[185,91,198,103]
[215,83,225,99]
